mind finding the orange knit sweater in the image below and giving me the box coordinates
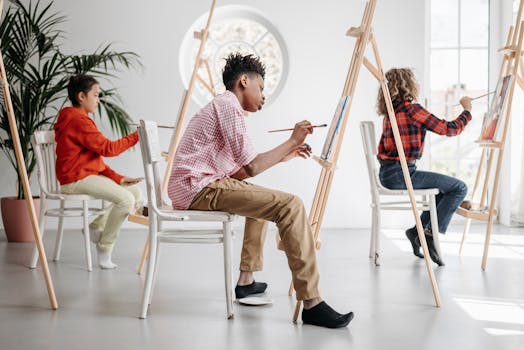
[54,107,139,185]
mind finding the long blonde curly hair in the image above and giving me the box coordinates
[376,68,419,116]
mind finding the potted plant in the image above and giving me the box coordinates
[0,0,141,241]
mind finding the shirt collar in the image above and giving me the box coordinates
[223,90,243,112]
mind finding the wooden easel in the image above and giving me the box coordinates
[0,0,57,309]
[457,0,524,271]
[196,58,217,96]
[128,0,217,274]
[290,0,441,321]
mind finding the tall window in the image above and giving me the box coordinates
[179,5,288,107]
[428,0,490,190]
[511,0,524,224]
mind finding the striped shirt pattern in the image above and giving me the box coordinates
[378,101,472,161]
[168,91,258,209]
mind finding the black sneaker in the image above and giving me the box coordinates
[302,301,354,328]
[405,227,424,259]
[422,231,445,266]
[235,281,268,299]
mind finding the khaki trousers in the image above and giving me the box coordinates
[62,175,142,252]
[189,178,319,300]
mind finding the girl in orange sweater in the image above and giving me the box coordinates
[55,75,141,269]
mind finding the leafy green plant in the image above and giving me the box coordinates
[0,0,141,198]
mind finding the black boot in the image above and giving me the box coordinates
[405,227,424,259]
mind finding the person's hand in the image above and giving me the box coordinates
[230,167,250,181]
[120,176,144,186]
[459,96,473,112]
[290,120,313,146]
[282,143,312,162]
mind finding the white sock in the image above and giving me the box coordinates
[97,249,117,269]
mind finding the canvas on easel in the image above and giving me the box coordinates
[320,95,350,160]
[480,74,512,141]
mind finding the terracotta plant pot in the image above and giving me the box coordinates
[1,196,41,242]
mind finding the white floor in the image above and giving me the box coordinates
[1,223,524,350]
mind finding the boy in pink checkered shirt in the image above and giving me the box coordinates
[168,53,353,328]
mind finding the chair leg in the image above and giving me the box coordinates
[223,221,234,319]
[53,216,65,261]
[140,225,158,319]
[369,205,376,259]
[53,200,66,261]
[429,195,443,260]
[82,201,93,272]
[459,218,472,256]
[29,197,48,269]
[372,204,381,266]
[148,242,162,306]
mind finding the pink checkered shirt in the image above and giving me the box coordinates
[168,91,258,209]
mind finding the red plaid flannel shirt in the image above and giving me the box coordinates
[378,100,472,161]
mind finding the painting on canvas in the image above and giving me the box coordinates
[480,74,512,141]
[321,95,350,160]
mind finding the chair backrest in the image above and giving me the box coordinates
[138,120,165,211]
[359,121,383,195]
[31,130,59,196]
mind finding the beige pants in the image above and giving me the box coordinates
[189,178,319,300]
[62,175,141,252]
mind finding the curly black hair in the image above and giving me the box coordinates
[222,53,266,90]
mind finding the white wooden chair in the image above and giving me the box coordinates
[137,119,236,319]
[29,130,106,271]
[359,121,442,266]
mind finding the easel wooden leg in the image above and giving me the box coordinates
[481,20,524,270]
[287,280,294,296]
[481,215,495,271]
[0,38,57,309]
[296,0,442,313]
[379,75,442,307]
[133,0,218,275]
[137,238,149,275]
[293,300,301,322]
[459,218,472,256]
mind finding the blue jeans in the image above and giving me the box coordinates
[379,163,468,234]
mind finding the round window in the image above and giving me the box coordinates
[179,5,289,106]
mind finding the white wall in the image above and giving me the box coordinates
[0,0,426,229]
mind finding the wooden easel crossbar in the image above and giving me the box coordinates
[290,0,441,321]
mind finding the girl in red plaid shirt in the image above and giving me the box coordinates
[376,68,474,266]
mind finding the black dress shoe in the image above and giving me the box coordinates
[423,234,445,266]
[405,227,424,259]
[302,301,354,328]
[235,281,268,299]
